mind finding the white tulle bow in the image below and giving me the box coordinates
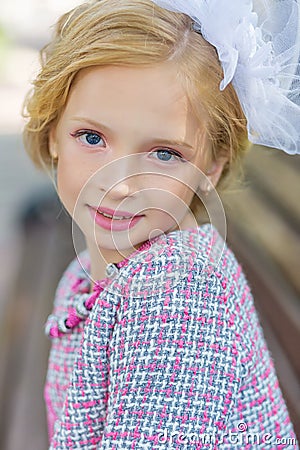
[151,0,300,155]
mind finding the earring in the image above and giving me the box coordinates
[50,151,58,162]
[202,186,212,197]
[197,183,213,197]
[205,184,213,196]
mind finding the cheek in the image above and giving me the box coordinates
[175,182,195,204]
[163,178,195,205]
[143,177,194,210]
[56,156,91,212]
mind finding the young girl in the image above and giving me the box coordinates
[23,0,299,448]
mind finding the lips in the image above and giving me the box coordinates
[89,206,144,231]
[96,207,135,220]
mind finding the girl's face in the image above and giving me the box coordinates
[50,63,225,263]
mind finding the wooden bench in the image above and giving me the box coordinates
[0,145,299,448]
[0,191,75,450]
[225,145,300,438]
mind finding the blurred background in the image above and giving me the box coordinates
[0,1,82,448]
[0,1,299,449]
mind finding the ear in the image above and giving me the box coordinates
[205,155,228,187]
[198,155,228,193]
[49,127,58,160]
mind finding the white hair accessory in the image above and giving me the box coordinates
[150,0,300,155]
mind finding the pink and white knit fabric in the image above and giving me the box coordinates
[45,224,298,449]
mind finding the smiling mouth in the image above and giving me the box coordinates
[98,210,133,220]
[89,206,144,231]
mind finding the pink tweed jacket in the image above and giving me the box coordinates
[44,224,298,449]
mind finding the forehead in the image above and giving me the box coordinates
[70,62,186,107]
[62,63,201,139]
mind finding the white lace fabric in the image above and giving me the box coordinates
[151,0,300,155]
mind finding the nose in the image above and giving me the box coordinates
[96,154,138,199]
[107,180,132,199]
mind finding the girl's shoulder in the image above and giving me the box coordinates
[104,224,256,359]
[110,223,251,302]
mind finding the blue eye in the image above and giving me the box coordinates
[71,130,105,147]
[153,149,183,162]
[84,133,102,145]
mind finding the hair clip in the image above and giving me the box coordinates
[191,19,202,34]
[151,0,300,155]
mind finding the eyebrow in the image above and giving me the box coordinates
[70,116,195,151]
[70,117,112,134]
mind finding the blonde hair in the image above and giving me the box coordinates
[23,0,249,217]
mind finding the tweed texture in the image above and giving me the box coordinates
[45,224,298,449]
